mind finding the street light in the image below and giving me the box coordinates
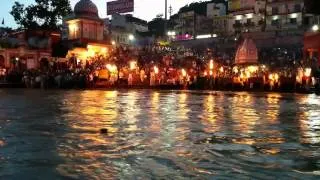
[167,31,176,36]
[111,40,116,45]
[312,25,319,32]
[128,34,135,41]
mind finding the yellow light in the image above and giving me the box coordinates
[69,23,78,31]
[304,68,312,77]
[209,70,213,76]
[204,71,208,76]
[130,61,137,70]
[233,66,239,73]
[154,66,159,74]
[245,71,251,78]
[240,73,244,79]
[209,60,214,70]
[102,48,107,53]
[269,74,273,80]
[88,49,95,57]
[106,64,112,71]
[111,41,116,45]
[247,66,258,73]
[219,67,224,73]
[274,73,279,81]
[182,69,187,77]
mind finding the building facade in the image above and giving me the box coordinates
[0,30,58,70]
[110,13,148,45]
[63,0,111,62]
[228,0,266,34]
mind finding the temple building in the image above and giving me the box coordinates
[63,0,111,63]
[235,38,258,64]
[0,30,59,70]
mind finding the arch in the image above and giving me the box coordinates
[0,55,5,68]
[40,58,49,70]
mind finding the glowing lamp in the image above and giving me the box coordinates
[154,66,159,74]
[181,69,187,77]
[269,74,274,80]
[128,34,135,41]
[130,61,137,70]
[209,60,214,70]
[312,25,319,32]
[304,68,312,77]
[219,67,224,73]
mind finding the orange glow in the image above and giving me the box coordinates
[209,70,213,76]
[154,66,159,74]
[209,60,214,70]
[181,69,187,77]
[219,67,224,73]
[130,61,137,70]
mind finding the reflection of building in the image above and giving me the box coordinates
[63,0,111,62]
[229,0,266,34]
[0,30,59,70]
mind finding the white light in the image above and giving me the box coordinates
[290,13,297,19]
[234,38,237,41]
[128,34,134,41]
[312,25,319,32]
[111,40,116,45]
[246,13,253,19]
[196,34,212,39]
[273,15,278,20]
[212,34,217,38]
[235,15,242,20]
[167,31,176,36]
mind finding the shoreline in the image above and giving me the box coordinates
[1,82,318,95]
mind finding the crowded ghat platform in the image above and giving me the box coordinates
[0,37,319,94]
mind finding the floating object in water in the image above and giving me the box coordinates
[100,128,108,134]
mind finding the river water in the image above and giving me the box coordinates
[0,89,320,179]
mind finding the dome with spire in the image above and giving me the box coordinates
[74,0,99,17]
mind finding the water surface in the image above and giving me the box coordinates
[0,89,320,179]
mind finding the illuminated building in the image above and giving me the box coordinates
[63,0,111,63]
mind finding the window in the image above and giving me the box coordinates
[290,18,297,24]
[271,19,279,26]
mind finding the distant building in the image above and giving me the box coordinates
[266,0,319,32]
[110,14,148,45]
[207,2,227,18]
[228,0,266,34]
[0,30,59,70]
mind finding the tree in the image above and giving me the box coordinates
[10,0,72,30]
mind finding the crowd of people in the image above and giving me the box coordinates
[0,44,319,92]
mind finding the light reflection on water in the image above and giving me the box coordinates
[0,89,320,179]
